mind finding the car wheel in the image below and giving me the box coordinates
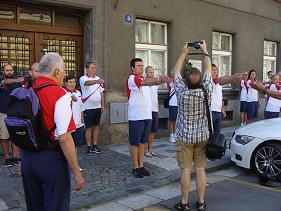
[253,143,281,180]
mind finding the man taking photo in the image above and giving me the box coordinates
[173,41,211,211]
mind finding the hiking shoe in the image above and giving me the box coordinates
[5,158,14,168]
[12,158,19,166]
[151,152,158,157]
[132,168,143,178]
[86,147,92,156]
[169,134,176,143]
[174,201,191,211]
[139,167,150,177]
[196,201,206,211]
[144,152,153,158]
[92,146,102,154]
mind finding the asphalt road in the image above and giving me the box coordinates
[143,167,281,211]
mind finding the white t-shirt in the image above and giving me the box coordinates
[150,85,159,112]
[80,75,105,110]
[240,80,248,102]
[126,74,152,121]
[69,90,84,128]
[168,82,177,106]
[211,81,223,112]
[246,80,259,102]
[266,84,281,112]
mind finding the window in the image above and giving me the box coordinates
[263,40,277,80]
[212,32,233,77]
[135,19,167,81]
[0,6,15,21]
[20,7,52,25]
[0,35,31,73]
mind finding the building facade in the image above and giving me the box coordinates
[1,0,281,144]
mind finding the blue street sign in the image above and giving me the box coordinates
[124,15,133,23]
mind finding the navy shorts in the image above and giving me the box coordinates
[240,101,247,112]
[246,102,258,119]
[129,119,152,146]
[151,112,159,133]
[169,106,178,122]
[84,108,101,128]
[265,111,279,119]
[71,126,85,147]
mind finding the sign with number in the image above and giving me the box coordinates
[124,15,133,23]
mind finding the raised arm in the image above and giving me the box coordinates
[199,41,211,75]
[173,43,189,78]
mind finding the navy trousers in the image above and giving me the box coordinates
[212,111,222,142]
[21,150,71,211]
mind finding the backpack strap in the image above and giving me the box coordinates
[202,86,213,140]
[33,83,58,133]
[168,90,176,101]
[33,83,58,91]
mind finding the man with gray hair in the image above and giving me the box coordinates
[21,53,84,210]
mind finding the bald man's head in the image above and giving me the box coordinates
[29,62,39,79]
[145,66,154,79]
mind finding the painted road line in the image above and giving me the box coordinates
[227,178,281,193]
[0,198,8,211]
[89,167,245,211]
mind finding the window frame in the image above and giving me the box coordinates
[212,31,233,78]
[263,40,277,80]
[135,19,168,81]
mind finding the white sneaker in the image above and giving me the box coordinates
[240,123,244,126]
[169,134,176,143]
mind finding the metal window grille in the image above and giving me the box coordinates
[41,38,80,76]
[0,33,31,76]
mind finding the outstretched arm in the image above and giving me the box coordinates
[251,82,281,100]
[84,79,104,86]
[1,77,24,86]
[199,41,211,75]
[173,43,189,78]
[141,76,172,86]
[218,73,242,85]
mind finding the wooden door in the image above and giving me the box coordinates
[36,33,83,76]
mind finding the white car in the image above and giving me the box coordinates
[230,118,281,180]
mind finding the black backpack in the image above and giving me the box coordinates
[4,84,56,152]
[202,87,227,160]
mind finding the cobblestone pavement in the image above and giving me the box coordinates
[0,127,237,210]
